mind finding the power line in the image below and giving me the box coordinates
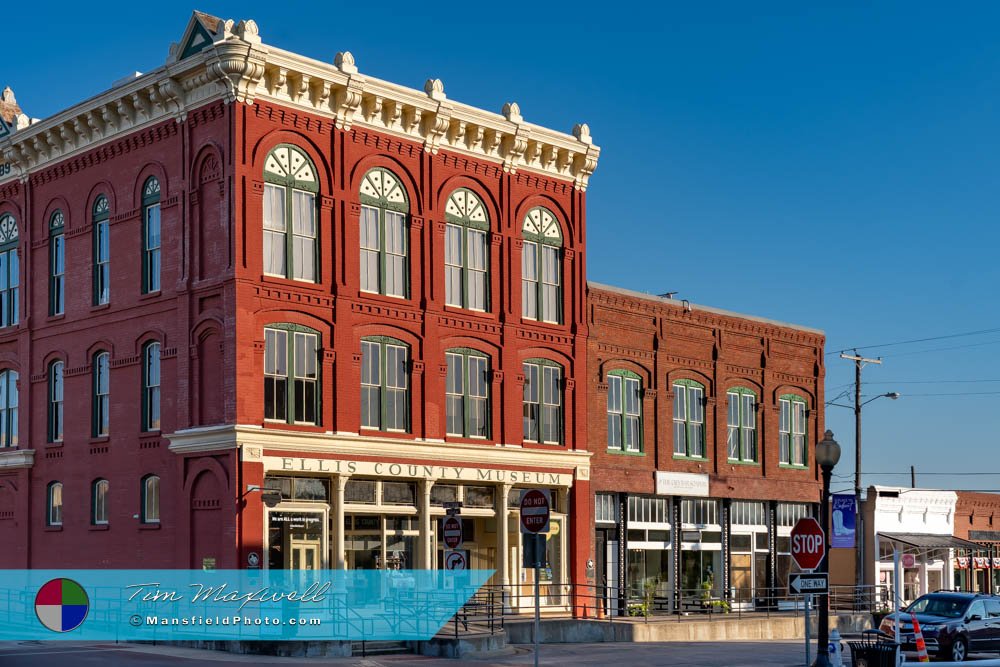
[863,379,1000,385]
[827,326,1000,356]
[874,391,1000,397]
[880,338,1000,358]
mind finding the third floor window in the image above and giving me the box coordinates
[263,145,319,282]
[49,211,64,316]
[444,189,489,311]
[360,168,408,298]
[521,207,562,324]
[142,177,161,293]
[0,214,19,327]
[93,196,110,305]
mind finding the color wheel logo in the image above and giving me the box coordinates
[34,578,89,633]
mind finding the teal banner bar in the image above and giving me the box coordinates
[0,569,494,641]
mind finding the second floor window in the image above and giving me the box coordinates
[446,350,490,438]
[0,369,17,447]
[361,337,409,432]
[48,361,63,443]
[359,168,408,298]
[49,211,65,316]
[93,195,110,305]
[142,342,161,431]
[607,371,641,452]
[0,214,19,328]
[93,352,110,437]
[521,207,562,324]
[263,145,319,282]
[673,380,705,458]
[727,389,757,462]
[92,479,109,525]
[142,177,161,293]
[779,395,808,466]
[444,189,489,311]
[47,481,63,526]
[264,326,319,425]
[523,359,562,444]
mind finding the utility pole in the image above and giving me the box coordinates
[840,350,882,606]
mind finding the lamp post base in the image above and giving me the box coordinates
[811,651,833,667]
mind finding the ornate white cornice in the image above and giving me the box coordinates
[0,13,599,191]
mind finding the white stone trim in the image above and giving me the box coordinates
[0,449,34,468]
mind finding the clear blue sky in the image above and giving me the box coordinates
[5,3,998,492]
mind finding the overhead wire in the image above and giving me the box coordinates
[827,326,1000,356]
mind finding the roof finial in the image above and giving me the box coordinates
[424,78,446,101]
[502,102,522,123]
[573,123,592,145]
[335,51,357,74]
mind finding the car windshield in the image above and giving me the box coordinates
[906,596,969,618]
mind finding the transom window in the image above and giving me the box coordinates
[264,325,320,425]
[521,207,562,324]
[49,211,65,316]
[93,196,110,305]
[361,337,409,432]
[444,189,489,311]
[47,482,63,526]
[607,370,642,452]
[142,475,160,524]
[48,361,63,443]
[359,168,408,298]
[445,349,490,438]
[522,359,563,445]
[142,342,161,431]
[142,177,161,293]
[92,479,109,525]
[681,498,719,526]
[92,351,110,437]
[673,380,705,458]
[263,145,319,282]
[0,369,17,447]
[779,395,808,466]
[727,388,757,462]
[0,213,19,327]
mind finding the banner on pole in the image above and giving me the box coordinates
[831,494,856,549]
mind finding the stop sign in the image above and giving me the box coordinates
[790,517,826,571]
[442,516,463,549]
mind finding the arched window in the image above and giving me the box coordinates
[445,348,490,438]
[361,336,409,432]
[727,388,757,463]
[359,168,408,298]
[779,394,808,467]
[141,475,160,524]
[673,379,705,459]
[444,189,489,311]
[521,207,562,324]
[92,195,110,305]
[49,210,65,316]
[522,358,563,444]
[264,324,320,425]
[142,177,161,293]
[47,482,63,526]
[607,370,641,453]
[263,145,318,282]
[48,360,64,443]
[92,479,109,525]
[0,369,17,447]
[0,213,19,328]
[142,342,161,431]
[92,351,110,437]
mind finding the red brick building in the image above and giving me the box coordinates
[0,12,599,612]
[586,283,825,611]
[954,491,1000,594]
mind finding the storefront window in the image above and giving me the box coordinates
[681,550,722,600]
[268,510,325,570]
[431,484,459,506]
[465,485,495,508]
[382,481,415,505]
[627,549,671,598]
[345,480,376,504]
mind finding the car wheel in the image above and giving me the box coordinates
[947,637,968,662]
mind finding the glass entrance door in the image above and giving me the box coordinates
[267,508,327,570]
[292,538,321,570]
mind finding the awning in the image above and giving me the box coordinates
[879,532,984,551]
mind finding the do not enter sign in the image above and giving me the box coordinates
[520,489,551,534]
[442,516,463,550]
[790,517,826,571]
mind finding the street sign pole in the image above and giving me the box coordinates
[805,592,812,666]
[520,489,551,667]
[534,558,540,667]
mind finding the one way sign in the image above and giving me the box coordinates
[789,573,828,594]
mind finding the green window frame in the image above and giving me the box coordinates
[779,394,808,467]
[141,177,161,293]
[141,474,160,524]
[92,195,110,305]
[0,369,17,448]
[521,207,563,324]
[444,189,490,311]
[264,324,320,425]
[92,478,109,525]
[92,351,110,437]
[263,144,320,282]
[359,168,409,298]
[361,336,410,432]
[0,213,19,328]
[47,481,63,526]
[673,379,705,458]
[522,358,563,445]
[445,348,491,439]
[142,342,161,432]
[727,387,757,463]
[607,370,642,452]
[48,360,63,443]
[49,211,65,316]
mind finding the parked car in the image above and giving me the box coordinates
[879,591,1000,662]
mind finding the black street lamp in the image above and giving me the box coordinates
[813,430,841,667]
